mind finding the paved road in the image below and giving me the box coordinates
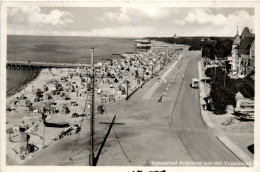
[172,56,242,165]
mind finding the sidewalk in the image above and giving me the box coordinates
[197,59,254,167]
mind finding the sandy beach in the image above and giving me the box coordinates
[6,40,187,165]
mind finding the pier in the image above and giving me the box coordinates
[6,60,100,69]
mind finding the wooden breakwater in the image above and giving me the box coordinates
[6,60,101,69]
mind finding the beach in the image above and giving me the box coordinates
[6,40,187,165]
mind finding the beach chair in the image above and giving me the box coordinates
[109,95,115,102]
[20,94,26,100]
[47,94,52,100]
[65,95,71,100]
[71,113,79,118]
[101,97,107,103]
[97,88,102,94]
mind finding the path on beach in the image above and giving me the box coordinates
[24,50,242,166]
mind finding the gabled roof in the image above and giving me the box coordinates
[243,72,254,89]
[241,27,252,39]
[238,37,253,55]
[250,36,255,49]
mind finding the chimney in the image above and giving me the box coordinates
[250,28,253,34]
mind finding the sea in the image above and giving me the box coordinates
[7,35,137,92]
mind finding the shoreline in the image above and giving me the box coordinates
[7,69,41,98]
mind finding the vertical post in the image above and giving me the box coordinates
[89,48,95,166]
[126,81,129,101]
[43,124,45,148]
[152,66,154,78]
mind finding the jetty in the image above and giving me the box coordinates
[6,60,101,69]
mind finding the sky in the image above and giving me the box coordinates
[7,7,254,37]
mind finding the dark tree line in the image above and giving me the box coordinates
[147,37,233,59]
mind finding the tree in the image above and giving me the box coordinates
[205,67,238,115]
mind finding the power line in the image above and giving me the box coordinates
[68,93,89,162]
[99,97,131,163]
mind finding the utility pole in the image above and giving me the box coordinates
[89,48,95,166]
[87,49,128,166]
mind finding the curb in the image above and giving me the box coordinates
[217,136,253,167]
[197,60,215,128]
[197,59,253,166]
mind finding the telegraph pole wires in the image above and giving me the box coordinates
[87,48,129,166]
[89,48,95,166]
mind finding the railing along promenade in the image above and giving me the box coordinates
[6,60,100,69]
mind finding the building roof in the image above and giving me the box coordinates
[250,37,255,58]
[136,44,151,47]
[233,34,241,45]
[238,37,253,55]
[241,27,252,39]
[243,72,254,89]
[134,39,151,43]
